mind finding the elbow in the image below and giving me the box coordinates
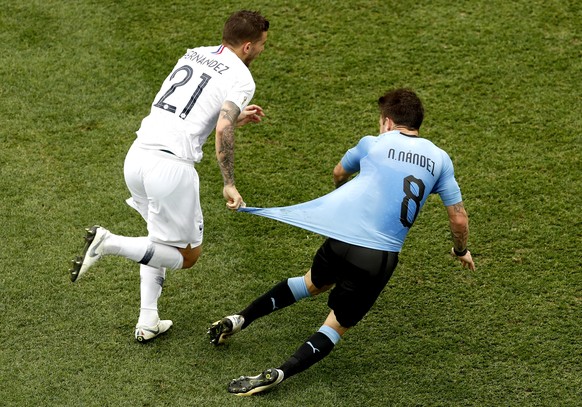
[333,175,345,188]
[333,163,350,186]
[332,162,342,176]
[333,171,342,185]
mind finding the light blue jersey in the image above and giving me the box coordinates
[240,130,462,252]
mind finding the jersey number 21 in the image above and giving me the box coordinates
[154,65,211,119]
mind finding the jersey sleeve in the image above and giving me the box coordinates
[433,150,463,206]
[225,77,255,112]
[340,136,375,173]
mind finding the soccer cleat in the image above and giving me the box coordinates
[207,315,244,345]
[228,368,284,396]
[135,319,173,342]
[69,225,110,282]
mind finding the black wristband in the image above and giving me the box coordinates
[454,248,468,257]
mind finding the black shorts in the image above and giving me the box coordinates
[311,238,399,328]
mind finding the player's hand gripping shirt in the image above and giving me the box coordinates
[240,131,462,252]
[135,45,255,162]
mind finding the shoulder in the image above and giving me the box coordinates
[416,138,452,161]
[357,135,378,148]
[434,144,454,167]
[421,137,449,156]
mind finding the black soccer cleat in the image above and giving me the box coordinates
[207,315,244,345]
[227,368,284,396]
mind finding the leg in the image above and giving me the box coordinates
[207,269,333,345]
[69,228,186,282]
[227,310,347,396]
[134,265,173,342]
[138,265,166,326]
[70,147,203,281]
[240,269,332,327]
[277,310,346,378]
[208,239,337,345]
[71,146,204,343]
[178,244,202,268]
[227,240,399,395]
[132,245,199,342]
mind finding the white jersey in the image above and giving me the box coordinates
[135,45,255,162]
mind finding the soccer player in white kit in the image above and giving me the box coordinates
[69,10,270,342]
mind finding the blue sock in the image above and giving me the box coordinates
[318,325,341,345]
[287,276,311,301]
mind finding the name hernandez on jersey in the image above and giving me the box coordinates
[135,45,255,163]
[182,48,230,74]
[239,131,462,252]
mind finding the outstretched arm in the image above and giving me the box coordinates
[216,101,243,210]
[446,201,475,270]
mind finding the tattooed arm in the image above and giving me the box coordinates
[446,201,475,270]
[216,101,244,209]
[448,202,469,252]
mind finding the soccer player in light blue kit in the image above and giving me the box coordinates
[208,88,476,395]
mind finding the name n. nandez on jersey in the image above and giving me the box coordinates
[387,148,437,176]
[182,50,230,74]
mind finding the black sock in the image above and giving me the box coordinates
[278,332,335,379]
[239,279,296,329]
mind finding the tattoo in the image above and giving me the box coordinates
[220,105,238,124]
[451,227,469,252]
[218,102,240,185]
[219,125,236,184]
[449,201,469,251]
[452,202,465,213]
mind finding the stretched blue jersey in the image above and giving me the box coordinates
[240,130,462,252]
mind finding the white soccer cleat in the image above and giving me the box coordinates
[207,315,244,345]
[135,319,173,342]
[69,225,110,282]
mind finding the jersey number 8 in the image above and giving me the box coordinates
[400,175,425,228]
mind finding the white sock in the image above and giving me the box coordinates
[138,265,166,326]
[103,234,184,270]
[145,242,184,270]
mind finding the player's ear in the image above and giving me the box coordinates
[380,116,391,133]
[243,41,252,54]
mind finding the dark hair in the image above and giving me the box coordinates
[378,88,424,130]
[222,10,269,47]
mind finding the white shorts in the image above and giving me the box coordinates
[123,142,203,248]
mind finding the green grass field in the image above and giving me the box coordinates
[1,0,580,405]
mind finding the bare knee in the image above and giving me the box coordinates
[179,245,202,269]
[323,311,349,336]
